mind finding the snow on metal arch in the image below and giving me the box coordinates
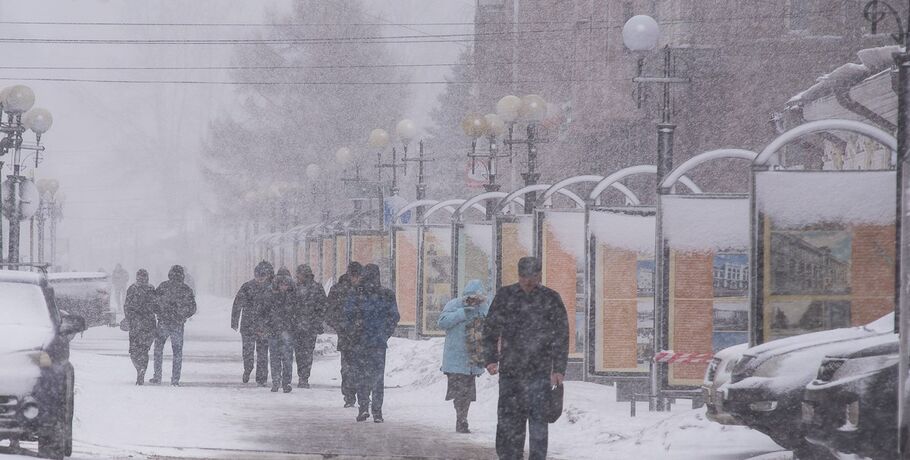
[588,165,702,202]
[537,175,640,208]
[660,149,758,191]
[394,199,439,224]
[452,191,510,222]
[421,199,486,224]
[754,118,897,166]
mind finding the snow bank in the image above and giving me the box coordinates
[756,171,895,228]
[662,196,749,251]
[590,209,655,254]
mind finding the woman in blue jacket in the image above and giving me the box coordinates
[437,279,489,434]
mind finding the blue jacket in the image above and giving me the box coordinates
[343,283,400,350]
[438,280,490,375]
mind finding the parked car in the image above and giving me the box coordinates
[0,269,87,459]
[721,313,894,459]
[803,334,899,460]
[702,343,749,425]
[47,272,110,328]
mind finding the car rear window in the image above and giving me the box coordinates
[0,282,52,328]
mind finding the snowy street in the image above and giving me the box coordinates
[3,297,784,460]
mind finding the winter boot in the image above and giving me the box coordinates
[271,383,280,392]
[283,385,292,393]
[298,379,309,389]
[356,405,370,422]
[454,399,471,433]
[149,376,161,384]
[242,371,251,383]
[373,411,384,423]
[136,369,145,386]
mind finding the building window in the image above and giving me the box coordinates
[788,0,810,31]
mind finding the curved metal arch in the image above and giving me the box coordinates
[395,199,439,223]
[422,199,487,223]
[453,191,510,221]
[536,175,642,208]
[496,184,555,213]
[588,164,702,201]
[660,149,758,190]
[755,119,897,166]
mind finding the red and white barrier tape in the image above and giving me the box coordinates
[653,350,714,364]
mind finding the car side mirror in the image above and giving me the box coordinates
[60,314,86,335]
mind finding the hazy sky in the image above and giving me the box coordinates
[0,0,473,279]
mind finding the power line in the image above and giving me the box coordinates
[0,76,622,85]
[0,59,600,71]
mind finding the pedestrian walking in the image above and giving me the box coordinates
[294,264,327,388]
[325,262,362,407]
[344,264,399,423]
[151,265,197,386]
[124,268,158,385]
[111,263,129,310]
[267,268,298,393]
[438,279,490,434]
[483,256,568,460]
[231,261,274,386]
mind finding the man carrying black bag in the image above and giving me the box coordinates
[482,256,568,460]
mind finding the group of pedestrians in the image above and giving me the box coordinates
[232,260,400,423]
[231,261,327,392]
[122,265,198,386]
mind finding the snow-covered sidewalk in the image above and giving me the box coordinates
[4,295,786,459]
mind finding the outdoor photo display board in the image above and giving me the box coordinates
[418,225,453,336]
[754,170,896,343]
[588,207,655,376]
[495,215,534,288]
[322,236,335,286]
[335,233,347,280]
[394,226,419,327]
[539,210,586,358]
[660,194,750,387]
[455,223,494,297]
[350,232,390,287]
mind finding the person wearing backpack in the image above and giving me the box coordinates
[150,265,197,386]
[438,279,489,434]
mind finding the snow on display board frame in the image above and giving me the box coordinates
[748,119,898,347]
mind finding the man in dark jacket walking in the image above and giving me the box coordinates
[151,265,197,386]
[483,256,569,460]
[325,262,362,406]
[294,265,327,388]
[124,268,157,385]
[344,264,399,423]
[231,261,274,386]
[268,269,298,393]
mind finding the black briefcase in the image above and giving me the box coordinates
[546,384,564,423]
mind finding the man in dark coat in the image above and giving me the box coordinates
[124,268,157,385]
[325,262,362,407]
[344,263,399,423]
[483,256,569,460]
[151,265,197,386]
[231,261,274,386]
[267,269,298,393]
[294,264,327,388]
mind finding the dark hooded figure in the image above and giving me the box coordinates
[267,268,298,393]
[483,256,569,460]
[151,265,197,386]
[344,263,399,423]
[231,261,275,386]
[294,264,327,388]
[124,269,157,385]
[326,262,362,407]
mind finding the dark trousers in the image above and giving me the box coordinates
[340,349,357,404]
[268,332,294,387]
[242,332,270,384]
[293,330,318,382]
[128,328,155,373]
[496,375,549,460]
[354,347,386,413]
[153,323,185,384]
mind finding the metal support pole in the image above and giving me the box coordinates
[895,46,910,457]
[49,199,57,267]
[7,170,21,264]
[521,124,541,214]
[36,204,45,264]
[416,140,428,222]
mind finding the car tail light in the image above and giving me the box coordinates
[844,401,860,429]
[816,358,846,382]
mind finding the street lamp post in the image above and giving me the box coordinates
[623,14,689,412]
[463,112,510,219]
[495,94,549,214]
[396,119,435,222]
[0,85,52,264]
[35,178,58,264]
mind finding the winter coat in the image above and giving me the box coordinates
[343,279,400,351]
[156,266,197,326]
[231,279,274,335]
[482,283,569,379]
[296,277,327,336]
[325,274,355,350]
[438,280,490,376]
[124,282,158,337]
[267,275,300,336]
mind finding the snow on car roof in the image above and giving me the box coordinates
[48,272,110,281]
[0,270,45,284]
[744,312,894,358]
